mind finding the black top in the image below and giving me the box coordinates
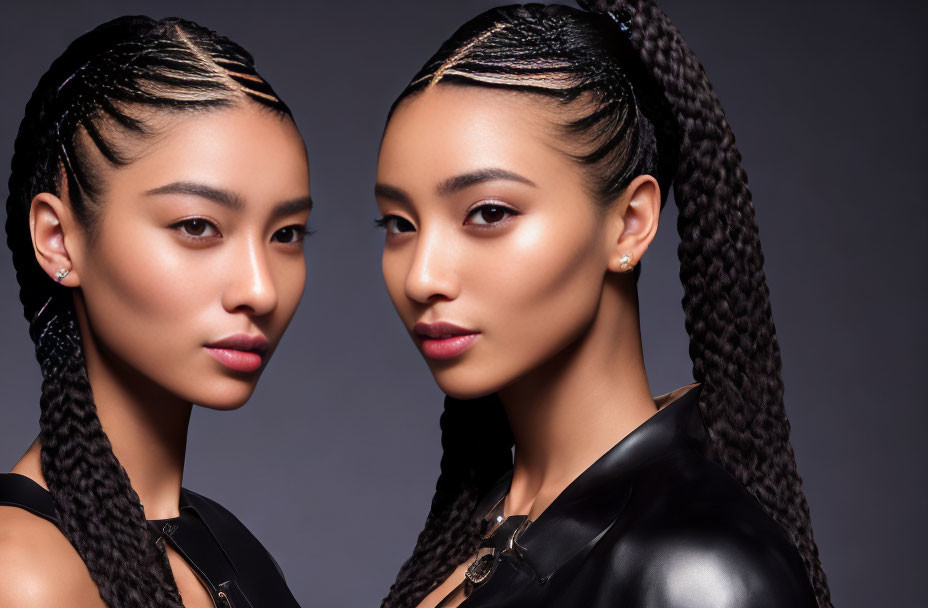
[0,473,300,608]
[441,385,817,608]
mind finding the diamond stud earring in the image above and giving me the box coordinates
[618,254,633,272]
[54,268,70,282]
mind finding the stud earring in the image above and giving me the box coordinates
[618,253,633,272]
[54,268,70,282]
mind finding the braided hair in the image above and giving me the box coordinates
[5,16,289,607]
[380,3,832,607]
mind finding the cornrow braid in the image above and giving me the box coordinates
[5,15,290,607]
[380,3,830,607]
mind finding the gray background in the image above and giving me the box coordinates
[1,1,925,606]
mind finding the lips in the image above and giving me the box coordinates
[205,334,269,373]
[413,322,480,360]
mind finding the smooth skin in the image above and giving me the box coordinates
[0,102,311,607]
[376,85,670,608]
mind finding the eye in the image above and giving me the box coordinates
[272,225,310,244]
[375,215,416,234]
[465,203,518,226]
[172,218,219,239]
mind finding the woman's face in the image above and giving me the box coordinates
[62,103,311,410]
[376,86,623,399]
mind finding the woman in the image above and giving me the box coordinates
[0,16,309,607]
[375,2,830,607]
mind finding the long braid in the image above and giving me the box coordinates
[382,397,512,608]
[381,3,830,607]
[5,16,289,606]
[582,1,832,604]
[35,305,183,606]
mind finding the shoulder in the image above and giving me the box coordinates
[613,454,817,607]
[182,489,299,604]
[0,506,104,607]
[622,518,817,607]
[181,488,287,575]
[182,487,256,536]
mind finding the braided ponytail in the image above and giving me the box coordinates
[381,3,830,607]
[580,1,832,604]
[5,16,290,606]
[35,304,184,606]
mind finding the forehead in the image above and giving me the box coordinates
[102,104,309,200]
[378,85,579,188]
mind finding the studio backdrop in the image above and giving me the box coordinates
[1,1,925,606]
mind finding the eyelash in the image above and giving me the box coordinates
[374,216,413,234]
[272,225,313,244]
[171,218,220,240]
[170,218,312,244]
[375,202,520,234]
[464,202,519,227]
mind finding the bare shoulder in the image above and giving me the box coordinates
[0,506,104,607]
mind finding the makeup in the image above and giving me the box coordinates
[414,322,480,360]
[205,334,268,373]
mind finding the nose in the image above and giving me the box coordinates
[404,227,460,304]
[222,237,278,316]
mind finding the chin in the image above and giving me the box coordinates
[431,365,507,402]
[188,379,259,411]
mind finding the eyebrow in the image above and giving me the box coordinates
[374,168,536,204]
[145,181,312,217]
[146,181,244,210]
[437,168,536,195]
[271,196,314,218]
[374,183,411,204]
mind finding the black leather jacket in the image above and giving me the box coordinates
[450,385,817,607]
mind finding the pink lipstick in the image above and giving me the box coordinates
[205,334,268,373]
[414,322,480,360]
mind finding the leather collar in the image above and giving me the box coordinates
[0,472,213,540]
[483,384,706,579]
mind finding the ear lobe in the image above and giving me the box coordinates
[30,192,81,287]
[606,175,661,274]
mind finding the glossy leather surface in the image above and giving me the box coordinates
[0,473,300,608]
[454,385,817,608]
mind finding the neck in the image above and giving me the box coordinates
[85,340,192,520]
[498,276,656,519]
[35,295,193,520]
[15,340,192,520]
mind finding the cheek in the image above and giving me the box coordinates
[476,215,604,334]
[84,231,213,335]
[435,213,608,397]
[77,223,223,388]
[271,255,306,327]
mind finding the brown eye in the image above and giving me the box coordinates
[482,207,506,223]
[466,203,517,226]
[184,219,207,236]
[376,215,416,234]
[392,217,415,233]
[171,218,219,238]
[272,225,308,243]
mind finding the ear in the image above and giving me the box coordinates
[29,191,84,287]
[604,174,661,273]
